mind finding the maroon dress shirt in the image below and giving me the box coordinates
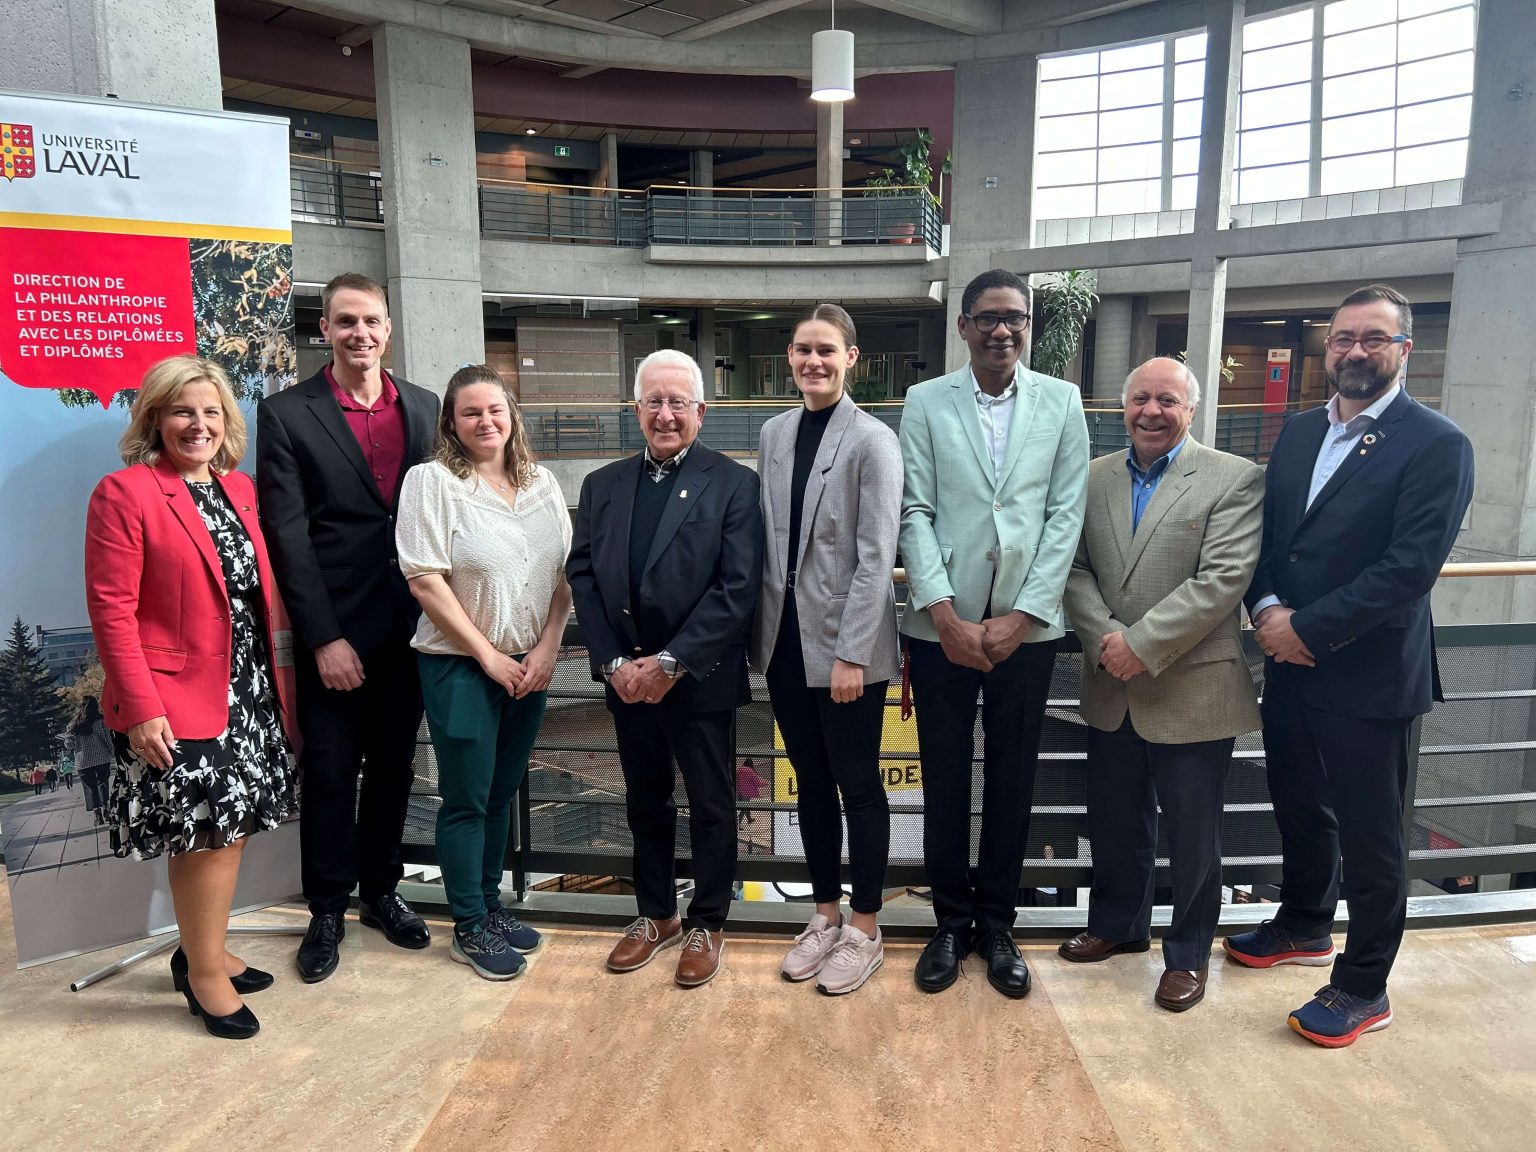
[324,364,408,505]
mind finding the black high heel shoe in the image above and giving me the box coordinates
[182,982,260,1040]
[171,946,274,995]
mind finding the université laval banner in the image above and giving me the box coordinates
[0,89,295,407]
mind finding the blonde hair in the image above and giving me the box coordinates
[434,365,538,487]
[119,356,247,472]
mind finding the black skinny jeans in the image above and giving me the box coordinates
[765,598,890,915]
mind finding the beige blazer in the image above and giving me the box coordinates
[1064,436,1264,744]
[751,395,903,686]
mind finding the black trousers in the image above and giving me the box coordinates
[1262,679,1413,999]
[765,601,890,915]
[296,641,424,916]
[908,636,1055,935]
[613,707,737,932]
[1086,717,1232,971]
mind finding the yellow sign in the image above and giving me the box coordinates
[771,702,923,802]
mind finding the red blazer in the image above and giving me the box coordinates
[85,461,288,740]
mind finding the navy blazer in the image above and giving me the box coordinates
[1245,389,1474,719]
[566,441,763,714]
[256,368,440,657]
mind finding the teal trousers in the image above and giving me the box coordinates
[418,652,547,929]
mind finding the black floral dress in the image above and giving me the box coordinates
[108,479,298,859]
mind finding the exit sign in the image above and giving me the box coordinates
[553,145,572,158]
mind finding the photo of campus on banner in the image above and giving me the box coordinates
[0,90,298,966]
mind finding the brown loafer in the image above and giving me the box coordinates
[606,914,682,972]
[1058,931,1153,963]
[674,927,725,987]
[1154,967,1208,1012]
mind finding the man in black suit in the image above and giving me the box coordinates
[1226,284,1474,1048]
[566,349,762,988]
[257,273,441,982]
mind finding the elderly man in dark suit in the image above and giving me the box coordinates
[257,273,440,983]
[566,349,763,988]
[1226,284,1474,1047]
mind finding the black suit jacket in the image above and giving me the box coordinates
[256,367,440,657]
[1245,389,1474,719]
[567,442,763,714]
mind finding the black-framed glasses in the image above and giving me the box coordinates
[963,311,1031,333]
[1325,333,1408,355]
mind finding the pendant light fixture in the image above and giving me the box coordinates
[811,0,854,103]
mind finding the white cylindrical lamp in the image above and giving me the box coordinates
[811,28,855,103]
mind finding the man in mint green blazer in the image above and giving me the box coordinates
[899,269,1089,999]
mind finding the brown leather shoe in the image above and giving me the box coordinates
[1154,967,1208,1012]
[606,915,682,972]
[674,927,725,987]
[1058,931,1153,963]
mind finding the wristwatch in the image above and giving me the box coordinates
[600,656,631,680]
[656,650,686,680]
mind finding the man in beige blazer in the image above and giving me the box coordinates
[1061,356,1262,1012]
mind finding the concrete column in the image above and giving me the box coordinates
[1186,0,1243,447]
[596,130,618,192]
[8,0,222,109]
[374,23,484,394]
[1434,0,1536,625]
[1091,295,1133,401]
[726,328,751,400]
[947,55,1038,370]
[1129,297,1157,368]
[690,149,713,193]
[816,101,844,246]
[916,316,945,392]
[695,308,717,398]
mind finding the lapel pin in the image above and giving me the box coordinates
[1362,433,1377,445]
[1359,448,1368,455]
[679,489,688,499]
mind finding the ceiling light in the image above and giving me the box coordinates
[811,1,854,103]
[848,138,862,145]
[525,128,537,136]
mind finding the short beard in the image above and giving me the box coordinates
[1329,361,1395,401]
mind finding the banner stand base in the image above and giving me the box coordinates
[69,924,307,992]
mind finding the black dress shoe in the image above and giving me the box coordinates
[358,892,431,950]
[182,983,260,1040]
[914,929,968,993]
[976,928,1031,999]
[171,946,274,995]
[297,911,346,983]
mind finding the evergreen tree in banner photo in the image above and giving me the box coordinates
[0,616,71,784]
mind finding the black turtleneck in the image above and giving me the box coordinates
[787,402,836,579]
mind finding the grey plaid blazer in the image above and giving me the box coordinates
[1064,436,1263,744]
[751,395,903,686]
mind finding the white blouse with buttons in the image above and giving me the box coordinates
[396,460,572,658]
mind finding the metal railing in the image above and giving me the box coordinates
[479,183,647,246]
[290,158,384,228]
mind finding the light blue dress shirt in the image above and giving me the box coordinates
[1126,434,1188,533]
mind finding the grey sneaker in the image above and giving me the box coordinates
[451,923,527,981]
[781,912,844,982]
[816,925,884,996]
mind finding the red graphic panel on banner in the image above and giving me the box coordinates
[0,228,195,406]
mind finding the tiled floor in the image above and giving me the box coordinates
[3,869,1534,1151]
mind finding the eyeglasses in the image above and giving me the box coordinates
[1325,333,1408,355]
[640,397,698,414]
[963,311,1031,333]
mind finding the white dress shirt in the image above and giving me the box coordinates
[972,369,1018,486]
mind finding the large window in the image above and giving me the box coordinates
[1034,0,1476,220]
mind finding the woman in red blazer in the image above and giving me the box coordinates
[86,355,296,1040]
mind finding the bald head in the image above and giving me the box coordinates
[1124,357,1198,467]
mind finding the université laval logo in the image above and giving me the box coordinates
[1,122,36,181]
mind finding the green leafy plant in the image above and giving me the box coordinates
[863,129,942,202]
[1031,269,1099,381]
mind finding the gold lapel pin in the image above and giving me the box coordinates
[1359,448,1368,455]
[679,489,688,499]
[1362,433,1377,445]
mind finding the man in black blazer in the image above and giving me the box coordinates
[566,349,762,987]
[1226,284,1474,1047]
[257,273,441,982]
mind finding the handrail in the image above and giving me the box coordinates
[886,561,1536,584]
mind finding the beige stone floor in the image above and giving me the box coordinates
[3,867,1535,1152]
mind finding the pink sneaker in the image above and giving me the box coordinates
[816,925,884,996]
[781,913,844,981]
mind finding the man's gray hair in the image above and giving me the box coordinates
[1123,357,1201,410]
[634,348,705,402]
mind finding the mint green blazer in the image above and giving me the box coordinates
[898,363,1089,644]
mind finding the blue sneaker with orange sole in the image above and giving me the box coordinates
[1288,984,1393,1048]
[1223,919,1336,968]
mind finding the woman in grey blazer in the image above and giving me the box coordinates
[751,304,903,995]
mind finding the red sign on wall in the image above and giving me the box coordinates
[0,227,196,406]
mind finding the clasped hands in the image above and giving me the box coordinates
[610,655,679,705]
[1252,605,1315,666]
[933,603,1038,672]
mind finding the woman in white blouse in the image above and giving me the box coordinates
[396,365,572,981]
